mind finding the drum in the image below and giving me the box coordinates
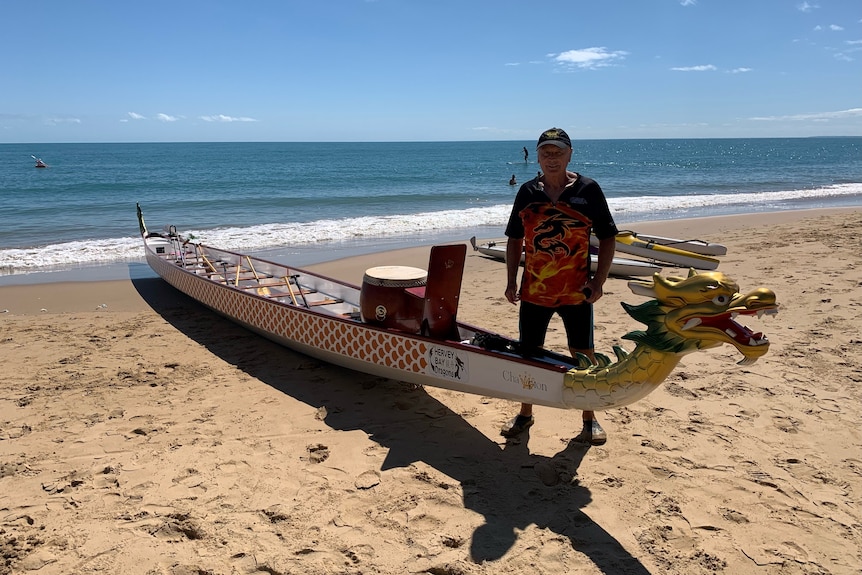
[360,266,427,333]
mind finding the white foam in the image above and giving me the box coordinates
[1,183,860,276]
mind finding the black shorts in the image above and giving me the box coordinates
[519,300,594,352]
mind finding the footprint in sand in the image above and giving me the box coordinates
[720,507,750,524]
[772,415,801,433]
[533,461,559,486]
[306,444,329,463]
[354,470,380,490]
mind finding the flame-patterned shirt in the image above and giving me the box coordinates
[505,174,618,307]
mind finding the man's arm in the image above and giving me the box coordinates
[505,237,524,304]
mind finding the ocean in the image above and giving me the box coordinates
[1,138,860,285]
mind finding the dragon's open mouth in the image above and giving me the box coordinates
[683,308,776,348]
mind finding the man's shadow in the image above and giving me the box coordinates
[132,273,650,573]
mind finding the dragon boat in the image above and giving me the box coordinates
[137,204,778,412]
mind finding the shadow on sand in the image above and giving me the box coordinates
[132,273,650,573]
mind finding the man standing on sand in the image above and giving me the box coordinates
[501,128,618,445]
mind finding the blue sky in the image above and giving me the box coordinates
[2,0,860,143]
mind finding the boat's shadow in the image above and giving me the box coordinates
[132,274,650,572]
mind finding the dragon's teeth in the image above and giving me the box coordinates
[756,310,765,318]
[731,312,739,319]
[725,328,737,337]
[682,318,702,330]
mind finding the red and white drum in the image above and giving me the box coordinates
[360,265,427,333]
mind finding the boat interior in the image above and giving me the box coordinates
[147,230,469,341]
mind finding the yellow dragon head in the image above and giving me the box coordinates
[623,269,778,365]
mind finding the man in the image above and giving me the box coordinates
[501,128,618,445]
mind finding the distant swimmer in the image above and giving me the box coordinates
[523,146,528,162]
[509,174,517,186]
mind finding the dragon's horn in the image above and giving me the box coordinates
[628,273,659,298]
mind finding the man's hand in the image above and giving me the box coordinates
[505,283,520,304]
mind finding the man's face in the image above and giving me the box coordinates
[537,145,572,173]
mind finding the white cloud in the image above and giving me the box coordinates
[833,39,862,61]
[798,2,819,12]
[551,47,628,70]
[829,24,844,31]
[127,112,146,120]
[156,113,179,122]
[729,67,753,73]
[749,108,862,121]
[680,0,696,6]
[45,117,81,125]
[670,64,717,71]
[199,114,257,123]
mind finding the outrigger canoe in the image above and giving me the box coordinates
[137,204,777,412]
[615,231,727,256]
[591,232,721,270]
[469,236,662,277]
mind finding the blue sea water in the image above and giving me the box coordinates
[1,138,860,284]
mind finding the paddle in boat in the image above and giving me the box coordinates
[469,236,662,278]
[137,204,777,412]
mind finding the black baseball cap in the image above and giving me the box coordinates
[536,128,572,150]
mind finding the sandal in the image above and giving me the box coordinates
[574,419,607,446]
[500,414,534,438]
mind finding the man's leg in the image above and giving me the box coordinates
[500,302,551,438]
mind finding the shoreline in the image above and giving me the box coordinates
[0,207,860,573]
[0,206,852,294]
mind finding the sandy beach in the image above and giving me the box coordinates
[1,208,860,574]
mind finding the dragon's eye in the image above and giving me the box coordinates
[713,295,730,305]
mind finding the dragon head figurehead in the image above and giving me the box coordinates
[622,269,778,365]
